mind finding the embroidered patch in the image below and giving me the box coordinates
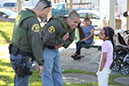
[16,15,21,21]
[48,26,55,33]
[32,24,40,32]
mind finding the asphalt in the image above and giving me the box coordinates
[0,40,129,85]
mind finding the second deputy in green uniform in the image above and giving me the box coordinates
[41,11,80,86]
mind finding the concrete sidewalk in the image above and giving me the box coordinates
[60,40,129,85]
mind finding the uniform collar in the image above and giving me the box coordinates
[26,8,37,16]
[63,17,74,33]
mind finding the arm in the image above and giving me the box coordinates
[21,17,44,75]
[100,52,107,71]
[81,29,94,41]
[99,42,109,72]
[21,17,44,66]
[43,20,64,46]
[63,29,75,48]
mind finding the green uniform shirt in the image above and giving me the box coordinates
[42,16,75,48]
[12,9,44,66]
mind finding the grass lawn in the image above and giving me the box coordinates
[0,22,14,46]
[0,58,129,86]
[0,52,7,56]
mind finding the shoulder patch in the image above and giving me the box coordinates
[48,26,55,33]
[16,15,21,21]
[32,24,40,32]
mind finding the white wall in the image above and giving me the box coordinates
[24,0,39,6]
[99,0,109,17]
[117,0,127,16]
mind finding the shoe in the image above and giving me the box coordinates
[71,54,77,58]
[73,55,81,60]
[80,55,84,58]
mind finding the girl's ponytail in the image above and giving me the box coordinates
[104,27,115,69]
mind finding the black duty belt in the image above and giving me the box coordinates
[11,45,33,58]
[45,45,55,50]
[18,50,33,58]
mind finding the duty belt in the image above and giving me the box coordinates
[10,44,34,58]
[45,45,55,50]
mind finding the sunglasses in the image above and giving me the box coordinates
[43,5,51,9]
[43,1,51,9]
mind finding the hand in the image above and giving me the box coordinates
[74,36,77,40]
[99,68,103,72]
[38,65,43,75]
[81,39,86,41]
[55,43,64,49]
[63,32,69,41]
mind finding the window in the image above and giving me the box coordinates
[91,14,100,19]
[3,3,16,7]
[86,13,92,18]
[58,4,62,9]
[79,13,86,18]
[53,4,62,9]
[86,13,99,19]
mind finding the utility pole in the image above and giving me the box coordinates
[79,0,82,9]
[69,0,73,13]
[17,0,21,13]
[80,0,82,3]
[84,0,86,3]
[22,0,24,9]
[109,0,115,29]
[47,0,52,21]
[65,0,67,3]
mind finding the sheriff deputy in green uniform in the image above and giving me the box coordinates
[41,11,80,86]
[9,0,51,86]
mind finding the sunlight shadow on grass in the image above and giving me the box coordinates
[0,30,10,43]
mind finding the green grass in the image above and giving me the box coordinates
[0,52,7,56]
[0,58,129,86]
[62,69,95,75]
[94,36,99,40]
[0,22,14,46]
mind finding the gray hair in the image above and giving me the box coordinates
[68,11,80,20]
[35,0,51,10]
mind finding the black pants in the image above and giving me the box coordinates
[75,41,91,55]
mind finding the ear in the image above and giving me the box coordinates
[67,17,70,21]
[106,36,109,39]
[41,9,44,12]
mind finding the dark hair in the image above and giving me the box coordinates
[123,11,128,17]
[35,0,51,10]
[42,0,51,9]
[84,17,90,21]
[117,33,127,46]
[103,27,115,69]
[68,11,80,20]
[77,23,85,40]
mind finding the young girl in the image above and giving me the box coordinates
[71,17,95,60]
[97,27,115,86]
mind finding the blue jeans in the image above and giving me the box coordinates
[41,47,63,86]
[10,53,32,86]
